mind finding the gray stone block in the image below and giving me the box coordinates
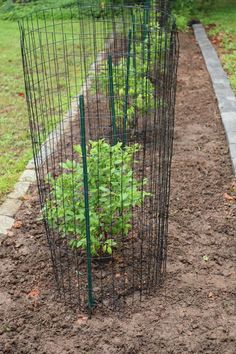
[226,131,236,145]
[209,71,228,81]
[193,24,207,37]
[227,96,236,102]
[205,57,222,68]
[214,87,236,99]
[0,215,14,235]
[194,24,236,176]
[19,169,36,183]
[221,112,236,132]
[26,159,35,170]
[213,82,232,91]
[232,157,236,175]
[0,198,22,217]
[229,144,236,160]
[218,98,236,114]
[213,78,230,86]
[8,182,31,199]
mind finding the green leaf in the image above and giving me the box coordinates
[44,139,151,255]
[203,255,209,262]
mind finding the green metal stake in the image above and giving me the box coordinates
[131,12,136,72]
[131,12,138,129]
[79,94,94,315]
[123,29,132,148]
[107,54,117,145]
[142,0,151,43]
[142,0,151,66]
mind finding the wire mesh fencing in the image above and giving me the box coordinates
[19,1,179,315]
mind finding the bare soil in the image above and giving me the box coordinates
[0,32,235,354]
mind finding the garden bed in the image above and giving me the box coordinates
[0,32,235,354]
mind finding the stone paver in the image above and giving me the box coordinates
[193,24,236,176]
[218,98,236,113]
[221,112,236,132]
[19,169,36,183]
[226,131,236,145]
[0,198,22,218]
[26,159,35,170]
[0,215,14,236]
[229,144,236,159]
[8,182,31,199]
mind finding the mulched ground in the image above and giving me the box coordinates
[0,32,235,354]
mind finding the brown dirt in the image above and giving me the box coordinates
[0,32,235,354]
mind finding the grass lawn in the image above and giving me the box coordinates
[0,20,31,202]
[0,6,106,202]
[0,0,112,202]
[200,0,236,92]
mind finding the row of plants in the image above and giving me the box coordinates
[45,7,158,256]
[93,14,160,131]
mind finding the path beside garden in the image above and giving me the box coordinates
[0,32,235,354]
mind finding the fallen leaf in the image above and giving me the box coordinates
[20,194,31,201]
[232,180,236,187]
[223,193,235,202]
[208,291,214,298]
[17,92,25,97]
[28,288,40,298]
[212,36,221,46]
[230,180,236,191]
[13,220,23,229]
[203,255,209,262]
[76,315,88,325]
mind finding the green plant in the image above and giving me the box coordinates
[0,0,129,20]
[222,52,236,92]
[95,20,159,128]
[170,0,214,30]
[171,0,214,13]
[107,57,155,125]
[44,139,150,256]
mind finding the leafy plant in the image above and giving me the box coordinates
[95,20,159,128]
[170,0,214,13]
[170,0,214,30]
[104,57,155,126]
[0,0,132,20]
[222,52,236,92]
[44,139,150,256]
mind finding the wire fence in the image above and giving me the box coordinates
[19,1,179,315]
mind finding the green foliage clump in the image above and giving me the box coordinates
[0,0,77,20]
[95,20,159,127]
[222,52,236,92]
[0,0,137,20]
[102,57,154,126]
[45,139,150,256]
[170,0,214,31]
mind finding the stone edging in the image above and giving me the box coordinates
[0,162,36,238]
[0,38,114,238]
[193,24,236,176]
